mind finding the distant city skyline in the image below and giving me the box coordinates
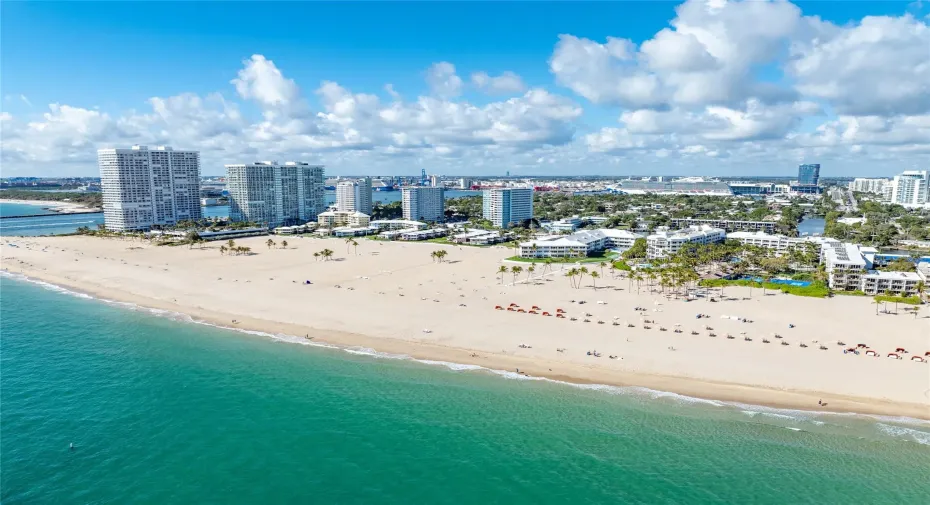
[2,1,928,178]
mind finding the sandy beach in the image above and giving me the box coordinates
[2,234,928,419]
[0,198,100,214]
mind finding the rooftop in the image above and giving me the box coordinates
[823,242,867,266]
[863,270,921,281]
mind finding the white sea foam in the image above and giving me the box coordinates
[4,270,929,437]
[416,360,484,372]
[875,423,930,446]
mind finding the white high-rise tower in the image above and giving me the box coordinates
[225,161,325,228]
[97,145,202,231]
[336,177,372,215]
[890,170,929,205]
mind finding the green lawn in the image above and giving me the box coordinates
[698,278,830,298]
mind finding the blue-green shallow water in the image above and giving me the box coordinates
[2,276,929,504]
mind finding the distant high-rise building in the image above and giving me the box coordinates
[336,177,372,215]
[225,161,325,228]
[429,175,440,187]
[798,164,821,186]
[847,178,888,194]
[459,178,472,190]
[97,145,202,231]
[890,170,929,205]
[483,187,534,228]
[402,186,445,222]
[881,184,894,202]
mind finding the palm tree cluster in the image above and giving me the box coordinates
[219,245,252,256]
[430,250,448,263]
[345,238,359,255]
[313,248,335,261]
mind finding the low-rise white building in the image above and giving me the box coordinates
[274,223,317,235]
[451,229,513,245]
[519,229,643,258]
[332,226,377,238]
[370,219,427,231]
[396,228,447,241]
[646,225,725,259]
[861,271,921,296]
[727,231,825,256]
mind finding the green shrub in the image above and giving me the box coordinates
[873,294,921,305]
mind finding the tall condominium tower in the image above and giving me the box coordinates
[97,145,202,232]
[401,186,445,222]
[890,170,929,205]
[482,187,534,228]
[225,161,325,228]
[797,163,820,186]
[335,177,372,215]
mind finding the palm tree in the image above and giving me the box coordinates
[185,230,202,249]
[313,252,320,261]
[578,266,589,288]
[436,250,447,263]
[227,239,236,250]
[590,271,600,290]
[915,281,925,302]
[281,240,288,249]
[351,240,359,255]
[322,249,334,261]
[266,238,275,250]
[544,258,553,276]
[219,245,227,255]
[345,237,354,254]
[497,265,509,284]
[430,251,438,263]
[565,268,577,288]
[511,266,523,285]
[527,265,535,283]
[598,261,607,277]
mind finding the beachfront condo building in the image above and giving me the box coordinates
[401,186,445,222]
[822,242,867,291]
[646,225,726,259]
[97,145,202,232]
[861,271,921,296]
[519,229,643,259]
[483,187,534,228]
[225,161,325,228]
[317,210,370,229]
[336,178,372,215]
[890,170,929,206]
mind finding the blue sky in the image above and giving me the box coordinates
[2,1,928,177]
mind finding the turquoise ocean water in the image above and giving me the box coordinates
[0,190,480,237]
[0,202,105,237]
[2,274,929,504]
